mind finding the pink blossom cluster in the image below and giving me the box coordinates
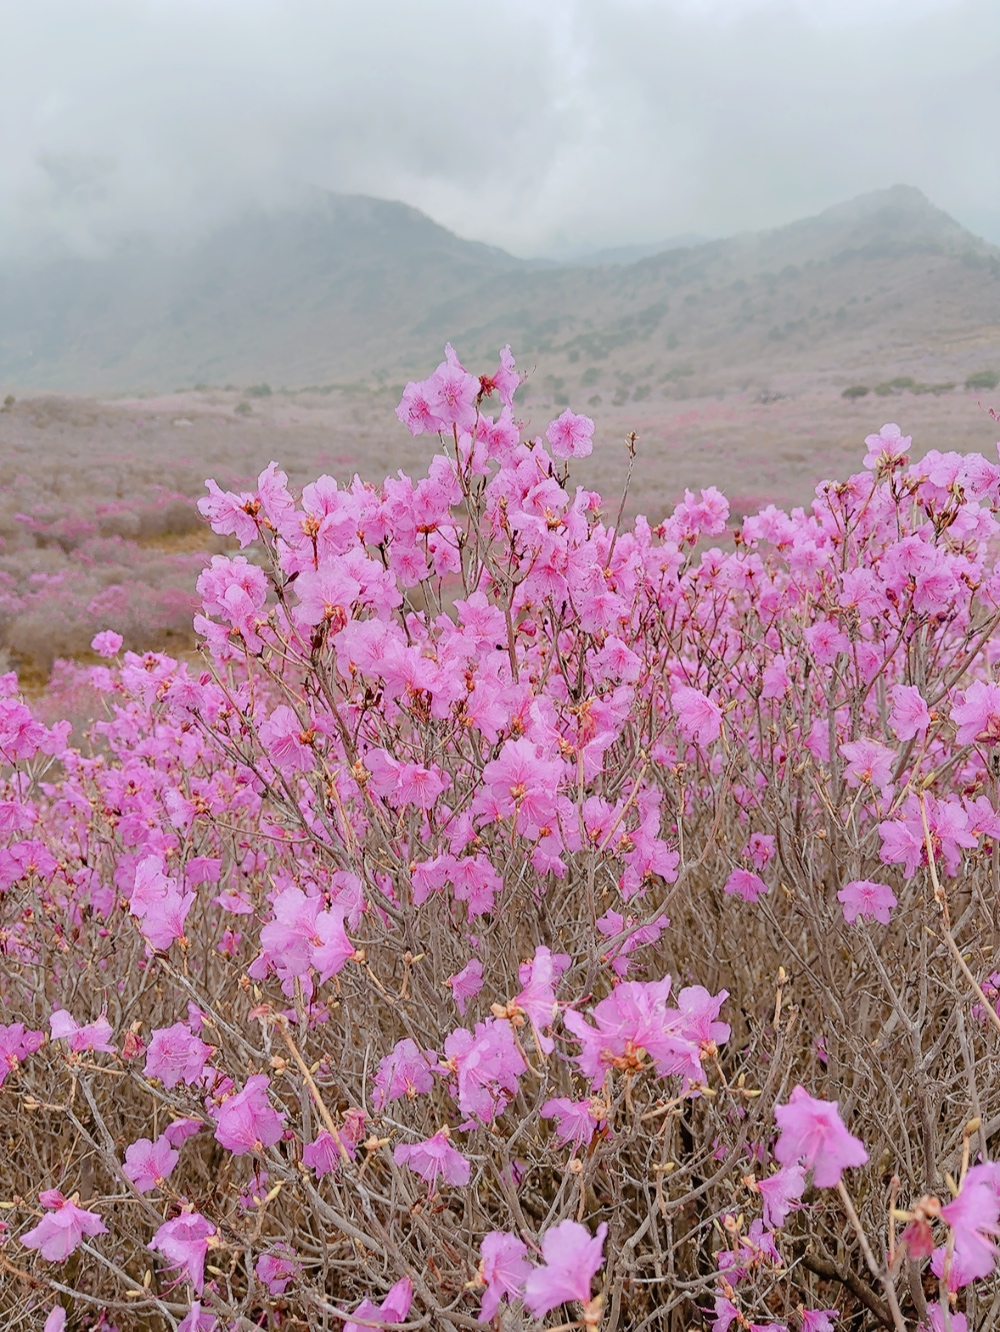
[4,345,1000,1328]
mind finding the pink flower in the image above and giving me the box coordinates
[478,1231,531,1321]
[303,1124,358,1178]
[145,1023,210,1088]
[522,1219,608,1318]
[939,1163,1000,1284]
[442,1018,527,1123]
[251,886,357,989]
[717,1216,782,1279]
[839,738,895,793]
[724,867,768,903]
[343,1277,413,1332]
[878,793,977,879]
[480,737,563,835]
[0,698,46,761]
[49,1010,116,1054]
[837,879,897,926]
[255,1245,299,1295]
[953,680,1000,746]
[128,855,195,952]
[44,1309,67,1332]
[164,1118,203,1148]
[0,1022,44,1087]
[803,620,849,667]
[301,1109,365,1179]
[310,905,356,981]
[177,1302,217,1332]
[426,345,480,430]
[150,1211,216,1293]
[21,1190,107,1261]
[800,1313,839,1332]
[923,1303,967,1332]
[540,1097,607,1152]
[123,1136,179,1192]
[91,630,123,657]
[199,479,261,546]
[132,882,196,952]
[393,1128,471,1188]
[396,379,444,435]
[488,344,521,409]
[293,564,362,629]
[773,1086,868,1188]
[888,684,931,741]
[546,409,595,459]
[564,977,728,1091]
[258,705,316,774]
[211,1074,286,1155]
[863,423,911,471]
[756,1163,806,1228]
[446,958,483,1016]
[744,833,776,871]
[711,1296,740,1332]
[672,686,723,747]
[371,1038,436,1111]
[596,907,668,977]
[514,945,571,1053]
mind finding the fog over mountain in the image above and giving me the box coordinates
[1,184,997,396]
[3,0,999,266]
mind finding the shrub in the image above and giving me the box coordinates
[3,355,1000,1331]
[841,384,869,399]
[874,376,919,396]
[967,370,999,391]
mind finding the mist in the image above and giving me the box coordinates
[2,0,998,262]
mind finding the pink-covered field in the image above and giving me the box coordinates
[2,349,1000,1330]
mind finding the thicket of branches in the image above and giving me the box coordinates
[3,347,1000,1331]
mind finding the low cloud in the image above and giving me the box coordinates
[1,0,997,260]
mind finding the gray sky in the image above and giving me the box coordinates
[2,0,998,261]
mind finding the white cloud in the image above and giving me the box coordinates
[0,0,996,259]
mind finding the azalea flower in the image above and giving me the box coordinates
[393,1128,471,1189]
[49,1010,116,1055]
[211,1074,285,1155]
[371,1038,436,1111]
[837,879,897,926]
[522,1219,608,1318]
[773,1086,868,1187]
[541,1096,607,1152]
[343,1277,413,1332]
[255,1244,299,1295]
[144,1023,210,1088]
[122,1135,179,1192]
[478,1231,531,1321]
[446,957,483,1016]
[91,630,123,657]
[21,1190,107,1261]
[546,409,595,460]
[0,1022,44,1087]
[756,1163,806,1228]
[150,1211,217,1293]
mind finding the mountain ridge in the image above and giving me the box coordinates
[0,184,997,394]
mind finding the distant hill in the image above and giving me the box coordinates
[1,184,998,396]
[551,235,710,267]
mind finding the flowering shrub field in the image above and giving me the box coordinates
[5,345,1000,1330]
[0,480,210,678]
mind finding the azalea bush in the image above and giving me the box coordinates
[4,345,1000,1330]
[0,483,211,676]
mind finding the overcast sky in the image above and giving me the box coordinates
[2,0,998,261]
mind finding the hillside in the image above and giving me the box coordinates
[0,184,998,396]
